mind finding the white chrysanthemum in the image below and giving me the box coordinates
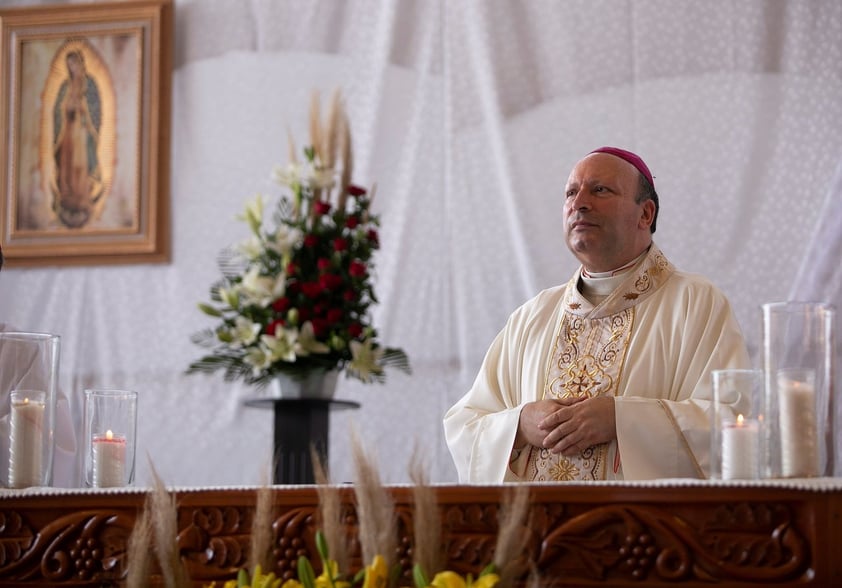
[347,338,384,383]
[295,321,330,356]
[240,266,285,307]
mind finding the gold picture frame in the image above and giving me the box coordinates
[0,0,172,267]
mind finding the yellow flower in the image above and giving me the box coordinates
[362,555,389,588]
[281,580,303,588]
[429,571,499,588]
[314,559,350,588]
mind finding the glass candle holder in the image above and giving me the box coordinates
[710,369,765,480]
[762,302,835,478]
[0,332,60,489]
[83,389,138,488]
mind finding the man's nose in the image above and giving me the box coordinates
[569,188,592,210]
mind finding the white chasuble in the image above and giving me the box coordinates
[443,244,751,484]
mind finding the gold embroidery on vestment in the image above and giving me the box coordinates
[530,307,634,481]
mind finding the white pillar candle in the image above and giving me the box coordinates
[8,394,46,488]
[92,430,127,487]
[778,377,818,477]
[721,415,760,480]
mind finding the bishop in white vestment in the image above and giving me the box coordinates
[444,147,750,483]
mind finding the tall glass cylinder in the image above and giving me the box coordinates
[0,332,60,488]
[762,302,835,478]
[83,389,138,488]
[711,369,765,480]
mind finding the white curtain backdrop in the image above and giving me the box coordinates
[2,0,841,486]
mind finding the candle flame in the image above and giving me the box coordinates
[736,414,744,426]
[106,429,114,440]
[23,397,29,405]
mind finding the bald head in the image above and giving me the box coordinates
[563,151,657,273]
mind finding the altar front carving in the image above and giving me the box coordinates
[0,480,840,586]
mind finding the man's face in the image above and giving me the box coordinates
[563,153,654,273]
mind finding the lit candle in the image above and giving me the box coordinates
[721,414,760,480]
[8,393,46,488]
[92,430,127,487]
[778,376,818,477]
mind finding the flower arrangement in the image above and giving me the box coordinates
[188,92,410,387]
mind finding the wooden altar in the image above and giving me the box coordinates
[0,480,840,587]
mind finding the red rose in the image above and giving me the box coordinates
[317,258,332,271]
[367,229,379,248]
[343,290,357,302]
[326,308,343,323]
[348,322,363,338]
[333,237,349,252]
[301,282,323,298]
[313,303,325,316]
[348,185,367,196]
[345,216,359,229]
[298,307,311,321]
[349,260,367,277]
[319,273,344,290]
[311,318,329,337]
[286,262,297,275]
[265,319,285,335]
[272,297,291,313]
[314,200,332,215]
[304,234,319,247]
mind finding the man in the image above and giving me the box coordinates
[444,147,750,483]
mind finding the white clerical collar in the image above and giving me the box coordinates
[579,249,649,303]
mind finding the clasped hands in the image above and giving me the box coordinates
[515,395,617,456]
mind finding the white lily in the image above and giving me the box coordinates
[218,285,240,309]
[295,321,330,356]
[272,163,302,188]
[237,194,264,236]
[261,324,299,362]
[237,235,264,260]
[229,316,260,348]
[240,266,285,307]
[244,344,273,375]
[347,338,384,383]
[266,225,302,257]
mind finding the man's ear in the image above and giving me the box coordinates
[638,199,656,230]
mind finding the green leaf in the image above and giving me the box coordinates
[298,555,316,588]
[315,529,330,561]
[198,303,223,317]
[412,564,429,588]
[479,563,498,577]
[237,567,250,586]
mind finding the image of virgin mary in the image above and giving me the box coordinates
[51,49,104,229]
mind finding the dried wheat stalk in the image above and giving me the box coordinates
[493,484,531,588]
[311,446,350,573]
[248,482,274,573]
[125,496,153,588]
[408,447,443,579]
[350,428,397,570]
[149,464,191,588]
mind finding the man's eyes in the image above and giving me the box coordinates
[565,185,610,197]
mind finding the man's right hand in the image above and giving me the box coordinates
[515,399,572,449]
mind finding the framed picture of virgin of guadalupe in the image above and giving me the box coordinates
[0,0,172,266]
